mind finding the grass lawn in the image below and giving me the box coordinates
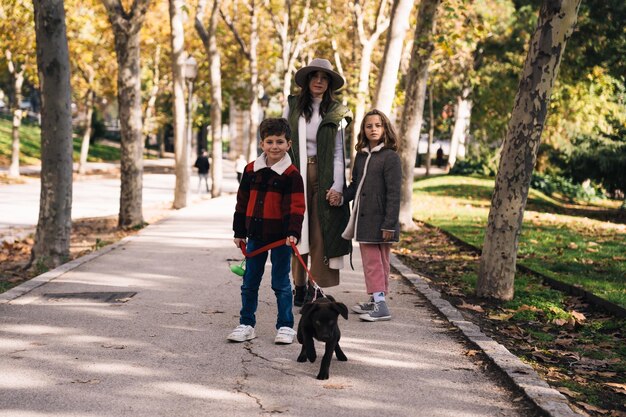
[412,175,626,309]
[0,116,120,166]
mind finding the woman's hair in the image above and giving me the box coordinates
[295,71,335,122]
[355,109,398,153]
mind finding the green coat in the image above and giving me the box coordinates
[286,95,353,260]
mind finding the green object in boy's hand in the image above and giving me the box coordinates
[230,260,246,276]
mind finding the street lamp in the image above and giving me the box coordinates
[183,55,198,171]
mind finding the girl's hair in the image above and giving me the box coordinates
[295,72,335,122]
[355,109,398,153]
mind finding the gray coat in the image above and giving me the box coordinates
[342,145,401,243]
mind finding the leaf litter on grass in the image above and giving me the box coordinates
[396,221,626,417]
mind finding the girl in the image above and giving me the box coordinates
[341,109,402,321]
[283,58,353,306]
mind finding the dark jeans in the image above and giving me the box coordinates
[240,239,294,329]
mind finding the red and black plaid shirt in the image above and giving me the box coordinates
[233,161,305,244]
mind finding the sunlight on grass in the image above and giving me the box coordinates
[412,175,626,308]
[0,117,120,165]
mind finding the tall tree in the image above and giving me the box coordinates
[265,0,317,104]
[373,0,414,115]
[477,0,583,300]
[351,0,390,163]
[30,0,74,269]
[101,0,151,229]
[221,0,260,162]
[169,0,189,209]
[0,0,36,178]
[195,0,223,198]
[397,0,441,231]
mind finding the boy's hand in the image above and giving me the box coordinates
[234,237,245,248]
[286,236,297,246]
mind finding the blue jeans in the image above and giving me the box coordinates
[240,239,294,329]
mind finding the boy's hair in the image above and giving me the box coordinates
[259,118,292,141]
[355,109,398,153]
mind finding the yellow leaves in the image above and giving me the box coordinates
[568,242,579,249]
[575,402,610,415]
[604,382,626,395]
[457,300,485,313]
[488,312,514,321]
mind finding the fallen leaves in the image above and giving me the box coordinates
[457,301,485,313]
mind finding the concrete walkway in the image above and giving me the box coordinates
[0,190,539,416]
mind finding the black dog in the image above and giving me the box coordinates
[297,295,348,380]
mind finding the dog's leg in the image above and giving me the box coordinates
[334,343,347,361]
[297,344,308,362]
[316,341,335,380]
[305,334,317,363]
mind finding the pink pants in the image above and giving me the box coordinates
[359,243,391,294]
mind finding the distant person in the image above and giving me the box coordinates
[194,149,210,193]
[342,109,401,322]
[229,118,305,344]
[235,154,247,183]
[436,147,444,168]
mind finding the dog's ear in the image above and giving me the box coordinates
[332,302,349,320]
[300,302,317,322]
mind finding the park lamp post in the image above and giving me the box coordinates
[183,55,198,168]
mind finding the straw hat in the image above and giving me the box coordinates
[294,58,345,91]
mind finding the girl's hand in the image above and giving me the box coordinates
[234,237,245,248]
[326,189,342,206]
[286,236,297,246]
[381,230,394,241]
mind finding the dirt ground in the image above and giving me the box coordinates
[0,206,172,290]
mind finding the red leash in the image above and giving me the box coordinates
[238,239,324,300]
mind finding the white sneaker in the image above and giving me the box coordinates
[227,324,256,342]
[274,327,297,344]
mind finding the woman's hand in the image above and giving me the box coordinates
[326,189,342,206]
[286,236,297,246]
[381,230,394,241]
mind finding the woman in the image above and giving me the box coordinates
[283,58,353,306]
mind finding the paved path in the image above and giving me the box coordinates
[0,191,538,416]
[0,159,240,241]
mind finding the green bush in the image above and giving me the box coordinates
[530,173,604,202]
[449,157,497,177]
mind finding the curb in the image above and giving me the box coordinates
[390,253,584,417]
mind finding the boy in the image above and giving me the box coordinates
[229,118,305,344]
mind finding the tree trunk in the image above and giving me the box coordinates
[8,68,24,178]
[448,87,472,169]
[78,87,95,175]
[101,0,151,229]
[207,0,223,198]
[477,0,582,300]
[247,0,259,162]
[30,0,74,269]
[351,0,390,165]
[397,0,441,231]
[425,83,434,176]
[144,44,161,150]
[373,0,414,115]
[196,0,225,197]
[351,42,374,164]
[170,0,189,209]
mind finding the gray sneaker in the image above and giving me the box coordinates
[352,297,375,314]
[359,301,391,322]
